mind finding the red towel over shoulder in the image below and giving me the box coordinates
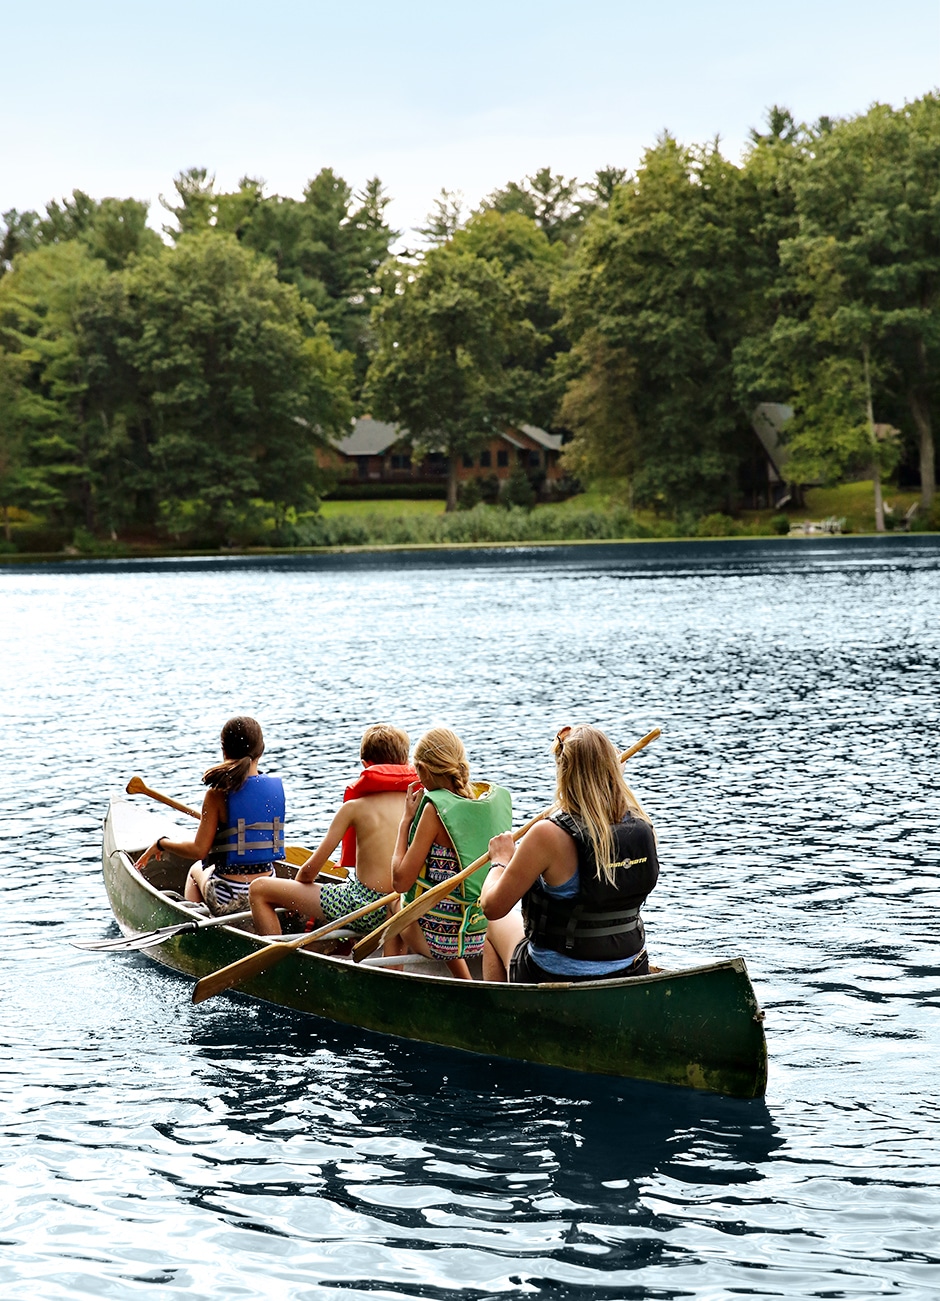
[340,763,418,868]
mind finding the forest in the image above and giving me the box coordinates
[1,93,937,550]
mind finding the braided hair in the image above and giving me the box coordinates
[413,727,473,798]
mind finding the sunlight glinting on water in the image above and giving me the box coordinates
[1,536,938,1299]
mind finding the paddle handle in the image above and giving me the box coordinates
[126,775,200,819]
[620,727,660,762]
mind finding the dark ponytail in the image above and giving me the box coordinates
[203,716,264,793]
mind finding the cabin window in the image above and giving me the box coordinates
[390,454,412,470]
[480,450,492,468]
[497,449,508,468]
[462,454,473,468]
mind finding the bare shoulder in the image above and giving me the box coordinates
[202,788,226,816]
[413,800,446,848]
[525,818,569,850]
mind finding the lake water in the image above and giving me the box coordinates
[2,536,938,1300]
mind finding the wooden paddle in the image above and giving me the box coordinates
[191,891,398,1004]
[126,774,200,819]
[124,774,343,874]
[351,726,662,963]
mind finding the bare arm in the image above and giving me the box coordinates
[294,804,356,884]
[135,789,225,870]
[480,821,573,920]
[391,799,444,894]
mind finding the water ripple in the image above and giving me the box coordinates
[1,537,939,1298]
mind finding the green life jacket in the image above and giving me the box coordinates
[406,782,512,947]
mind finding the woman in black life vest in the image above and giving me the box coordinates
[480,724,658,983]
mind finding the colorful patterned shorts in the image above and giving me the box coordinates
[318,876,390,934]
[415,843,486,962]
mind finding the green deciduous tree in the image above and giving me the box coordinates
[736,95,940,518]
[0,349,36,538]
[120,233,353,540]
[558,136,760,514]
[0,241,115,530]
[162,167,398,390]
[449,210,567,426]
[0,209,42,276]
[4,190,161,272]
[366,239,536,510]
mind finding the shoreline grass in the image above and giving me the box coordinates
[3,481,935,561]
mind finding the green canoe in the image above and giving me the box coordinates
[96,798,768,1098]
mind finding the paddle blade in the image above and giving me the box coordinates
[282,846,347,876]
[125,775,147,795]
[71,922,196,952]
[192,939,295,1004]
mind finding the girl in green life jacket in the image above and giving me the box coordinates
[389,727,511,980]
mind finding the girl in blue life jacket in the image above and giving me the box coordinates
[480,724,658,984]
[134,716,286,917]
[388,727,512,980]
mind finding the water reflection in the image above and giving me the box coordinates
[2,538,938,1299]
[158,1006,782,1295]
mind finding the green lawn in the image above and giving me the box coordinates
[318,480,926,535]
[740,481,922,534]
[319,497,447,518]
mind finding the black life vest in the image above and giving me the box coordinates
[522,810,659,962]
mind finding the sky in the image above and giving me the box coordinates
[4,0,939,243]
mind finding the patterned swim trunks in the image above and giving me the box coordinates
[318,876,390,934]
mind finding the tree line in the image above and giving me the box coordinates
[1,93,937,546]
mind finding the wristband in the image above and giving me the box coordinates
[157,837,167,852]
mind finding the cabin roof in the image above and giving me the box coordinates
[519,423,564,452]
[332,417,402,457]
[751,402,794,479]
[330,417,563,459]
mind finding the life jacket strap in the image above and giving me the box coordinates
[214,816,284,855]
[411,876,473,910]
[549,903,641,951]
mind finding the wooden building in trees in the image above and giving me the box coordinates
[322,417,564,491]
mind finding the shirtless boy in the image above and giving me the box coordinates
[249,724,416,935]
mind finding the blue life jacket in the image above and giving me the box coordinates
[211,774,286,869]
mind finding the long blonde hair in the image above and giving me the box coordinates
[552,724,652,883]
[413,727,474,799]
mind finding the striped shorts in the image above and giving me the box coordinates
[204,866,275,917]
